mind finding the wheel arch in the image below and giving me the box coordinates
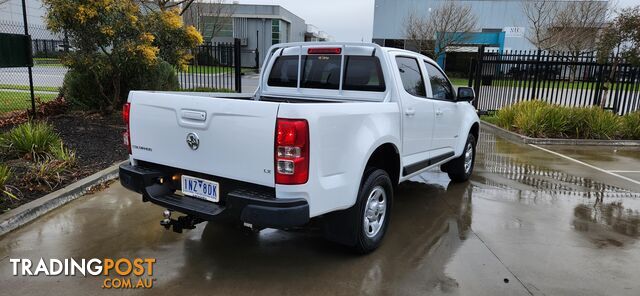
[364,142,401,188]
[470,122,479,144]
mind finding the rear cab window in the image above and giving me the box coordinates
[267,52,386,92]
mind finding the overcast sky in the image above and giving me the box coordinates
[237,0,639,42]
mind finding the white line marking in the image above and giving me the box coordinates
[608,170,640,173]
[529,144,640,186]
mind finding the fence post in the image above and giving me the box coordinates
[472,45,485,109]
[531,49,542,100]
[467,59,475,87]
[234,38,242,93]
[593,63,605,106]
[21,0,36,117]
[255,30,260,69]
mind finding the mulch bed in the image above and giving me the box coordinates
[1,112,127,212]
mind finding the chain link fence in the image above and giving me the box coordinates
[0,21,66,116]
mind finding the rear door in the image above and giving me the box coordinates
[422,61,460,155]
[129,92,279,187]
[394,55,435,168]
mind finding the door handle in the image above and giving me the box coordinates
[435,109,443,116]
[405,108,415,116]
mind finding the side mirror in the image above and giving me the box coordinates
[457,87,475,102]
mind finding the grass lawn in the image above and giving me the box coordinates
[0,91,57,113]
[449,77,469,86]
[33,58,64,67]
[0,84,59,92]
[473,79,637,90]
[447,76,638,90]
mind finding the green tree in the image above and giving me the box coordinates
[596,6,640,108]
[43,0,202,112]
[597,6,640,66]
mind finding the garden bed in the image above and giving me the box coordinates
[0,113,127,212]
[481,120,640,146]
[481,101,640,141]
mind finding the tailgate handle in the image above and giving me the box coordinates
[181,110,207,121]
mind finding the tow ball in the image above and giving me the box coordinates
[160,210,203,233]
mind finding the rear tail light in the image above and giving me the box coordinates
[122,103,131,154]
[275,118,309,185]
[307,47,341,55]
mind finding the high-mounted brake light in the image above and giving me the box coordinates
[122,103,131,154]
[275,118,309,185]
[307,47,342,55]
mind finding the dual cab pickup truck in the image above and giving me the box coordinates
[119,42,479,253]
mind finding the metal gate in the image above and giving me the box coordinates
[177,39,243,93]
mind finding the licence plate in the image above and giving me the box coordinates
[181,175,220,202]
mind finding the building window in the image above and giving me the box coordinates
[218,18,233,37]
[201,17,233,39]
[272,19,280,45]
[481,28,502,33]
[384,39,405,49]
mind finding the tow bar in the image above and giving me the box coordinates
[160,210,204,233]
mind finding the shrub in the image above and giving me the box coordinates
[62,59,179,111]
[51,142,77,166]
[0,165,19,201]
[565,107,592,138]
[489,101,635,140]
[584,108,621,140]
[512,101,551,137]
[621,112,640,140]
[22,159,74,190]
[44,0,202,112]
[1,122,63,160]
[0,165,10,188]
[123,59,180,94]
[494,105,516,129]
[543,105,569,138]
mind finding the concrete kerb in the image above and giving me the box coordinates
[0,161,126,237]
[480,120,640,146]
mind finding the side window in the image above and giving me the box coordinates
[423,62,454,101]
[395,56,426,97]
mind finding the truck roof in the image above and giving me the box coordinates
[265,42,438,66]
[257,42,437,102]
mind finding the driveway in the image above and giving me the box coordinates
[0,129,639,295]
[0,67,67,88]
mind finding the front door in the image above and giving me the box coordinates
[423,61,460,155]
[394,55,435,169]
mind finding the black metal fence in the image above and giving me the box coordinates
[177,39,243,93]
[0,22,66,116]
[32,39,70,58]
[469,48,640,115]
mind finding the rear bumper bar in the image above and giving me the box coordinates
[119,163,309,228]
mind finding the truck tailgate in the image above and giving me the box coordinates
[128,92,279,187]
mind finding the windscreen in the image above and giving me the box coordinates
[267,55,386,92]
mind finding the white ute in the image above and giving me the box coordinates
[119,42,480,253]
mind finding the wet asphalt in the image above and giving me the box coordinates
[1,129,639,296]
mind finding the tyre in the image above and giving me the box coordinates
[322,168,393,254]
[442,133,476,183]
